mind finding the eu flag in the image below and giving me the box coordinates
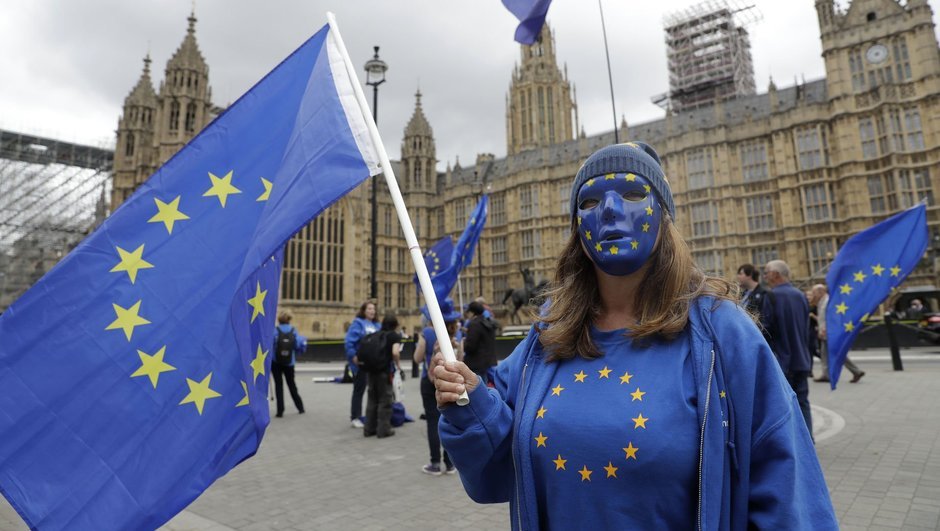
[0,22,379,530]
[453,194,488,270]
[413,235,454,297]
[825,204,928,388]
[501,0,554,44]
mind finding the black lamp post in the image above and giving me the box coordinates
[364,46,387,300]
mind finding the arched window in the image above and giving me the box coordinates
[169,101,180,132]
[185,102,197,133]
[125,132,135,157]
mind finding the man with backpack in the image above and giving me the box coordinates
[359,314,402,438]
[272,311,305,418]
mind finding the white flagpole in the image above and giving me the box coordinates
[327,12,469,405]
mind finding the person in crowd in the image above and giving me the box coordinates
[271,311,305,418]
[363,314,402,438]
[474,296,495,320]
[812,284,865,383]
[463,301,498,385]
[907,298,926,320]
[413,298,462,475]
[430,142,836,529]
[735,263,772,339]
[344,300,379,429]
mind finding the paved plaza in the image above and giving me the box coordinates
[2,348,939,530]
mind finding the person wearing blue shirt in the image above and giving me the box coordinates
[344,300,380,429]
[431,142,837,529]
[272,311,305,418]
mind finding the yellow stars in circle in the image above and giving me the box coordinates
[642,222,650,232]
[584,230,592,241]
[106,300,151,341]
[578,465,593,481]
[247,282,268,323]
[574,370,587,383]
[853,271,867,283]
[623,442,638,460]
[605,173,616,180]
[203,170,242,207]
[148,196,190,234]
[257,177,273,201]
[598,366,612,379]
[179,373,222,415]
[890,265,901,277]
[553,455,567,470]
[534,432,548,448]
[619,371,633,384]
[236,381,250,407]
[871,264,885,276]
[645,206,654,216]
[250,344,268,383]
[595,243,603,252]
[551,384,565,396]
[632,413,649,429]
[110,244,154,284]
[844,322,855,332]
[604,461,619,478]
[840,284,853,295]
[631,241,639,250]
[130,346,176,388]
[835,302,848,315]
[537,406,547,419]
[625,173,636,182]
[610,245,619,255]
[630,388,646,401]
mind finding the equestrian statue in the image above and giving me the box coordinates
[501,267,549,325]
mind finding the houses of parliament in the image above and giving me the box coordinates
[111,0,940,338]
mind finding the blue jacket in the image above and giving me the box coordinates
[344,316,379,376]
[274,324,305,367]
[439,297,837,530]
[767,282,813,373]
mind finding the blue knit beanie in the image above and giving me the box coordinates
[569,142,675,221]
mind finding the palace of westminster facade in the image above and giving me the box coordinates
[111,1,940,338]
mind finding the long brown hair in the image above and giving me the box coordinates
[538,216,736,361]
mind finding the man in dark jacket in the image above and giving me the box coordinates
[763,259,814,436]
[463,301,497,383]
[736,263,773,340]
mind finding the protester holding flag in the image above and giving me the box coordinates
[431,142,836,529]
[345,300,380,429]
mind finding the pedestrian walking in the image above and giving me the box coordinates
[812,284,865,383]
[344,300,379,429]
[271,311,305,418]
[362,314,402,438]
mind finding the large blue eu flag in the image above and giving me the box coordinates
[501,0,554,44]
[0,22,379,530]
[413,235,454,296]
[825,204,928,387]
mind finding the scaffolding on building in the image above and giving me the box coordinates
[654,0,761,112]
[0,129,113,311]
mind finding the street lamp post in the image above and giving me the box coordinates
[364,46,387,300]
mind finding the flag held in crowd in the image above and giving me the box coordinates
[453,194,488,270]
[0,21,379,530]
[413,235,454,297]
[825,203,928,388]
[501,0,554,44]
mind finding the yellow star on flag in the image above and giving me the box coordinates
[257,177,273,201]
[203,170,242,207]
[719,390,727,398]
[110,244,154,284]
[578,465,593,481]
[632,413,649,429]
[630,388,645,401]
[586,178,595,187]
[598,366,612,378]
[643,184,651,193]
[836,302,848,315]
[645,206,653,216]
[853,271,866,283]
[247,282,267,323]
[619,371,633,384]
[250,344,268,383]
[642,222,650,232]
[605,173,615,180]
[574,370,587,383]
[537,406,547,419]
[604,461,618,478]
[625,173,636,182]
[840,284,853,295]
[179,373,222,415]
[105,300,151,341]
[631,240,639,250]
[610,245,619,255]
[585,230,592,241]
[148,196,190,234]
[553,454,567,470]
[890,265,901,277]
[236,381,250,407]
[871,264,885,276]
[534,432,548,448]
[623,442,638,460]
[130,346,176,388]
[551,384,565,396]
[595,243,602,252]
[844,321,855,332]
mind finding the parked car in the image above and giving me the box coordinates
[890,287,940,344]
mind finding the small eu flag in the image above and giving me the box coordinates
[0,22,379,530]
[825,204,928,388]
[501,0,554,44]
[453,194,488,270]
[414,235,454,296]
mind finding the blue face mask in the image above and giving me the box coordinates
[576,172,662,276]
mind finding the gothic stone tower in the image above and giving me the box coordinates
[112,55,158,209]
[506,24,577,155]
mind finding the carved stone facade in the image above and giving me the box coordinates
[114,2,940,338]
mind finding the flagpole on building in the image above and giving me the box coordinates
[327,12,468,405]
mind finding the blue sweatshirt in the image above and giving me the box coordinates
[439,297,837,530]
[344,316,379,376]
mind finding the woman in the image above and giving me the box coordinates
[363,314,402,438]
[344,300,379,429]
[432,142,838,529]
[413,298,462,475]
[272,311,305,418]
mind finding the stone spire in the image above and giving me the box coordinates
[166,11,207,74]
[401,89,436,193]
[404,89,433,138]
[126,54,157,105]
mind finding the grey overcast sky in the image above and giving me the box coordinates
[2,1,929,170]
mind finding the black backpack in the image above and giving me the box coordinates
[356,331,389,373]
[274,327,296,366]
